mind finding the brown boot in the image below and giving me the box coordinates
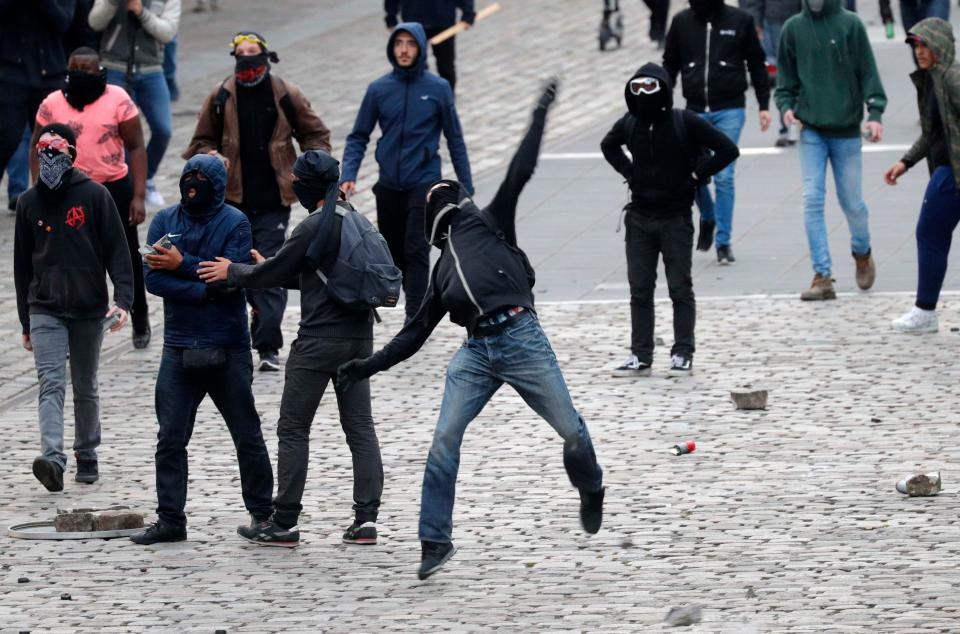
[800,273,836,301]
[853,250,875,290]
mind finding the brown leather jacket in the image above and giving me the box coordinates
[184,75,332,207]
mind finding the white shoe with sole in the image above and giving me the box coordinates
[891,306,938,333]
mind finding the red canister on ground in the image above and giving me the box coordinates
[669,440,696,456]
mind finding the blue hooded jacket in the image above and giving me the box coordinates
[144,154,253,349]
[341,22,473,193]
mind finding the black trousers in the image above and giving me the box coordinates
[241,208,290,354]
[373,183,430,321]
[642,0,670,42]
[423,27,458,92]
[102,176,149,330]
[625,211,696,363]
[154,347,274,528]
[272,335,382,528]
[0,81,50,178]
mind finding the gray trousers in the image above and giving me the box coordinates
[30,314,104,469]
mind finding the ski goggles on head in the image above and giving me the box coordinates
[629,77,661,95]
[230,33,269,49]
[36,135,75,154]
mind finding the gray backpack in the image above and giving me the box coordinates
[316,203,402,310]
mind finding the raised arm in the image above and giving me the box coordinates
[136,0,179,44]
[485,79,557,243]
[88,0,119,32]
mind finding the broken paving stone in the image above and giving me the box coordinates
[871,417,882,423]
[664,605,703,626]
[620,538,635,549]
[655,337,665,346]
[54,512,95,533]
[93,511,144,531]
[60,593,71,601]
[215,630,227,634]
[745,586,757,598]
[896,472,942,497]
[730,389,768,410]
[17,577,28,583]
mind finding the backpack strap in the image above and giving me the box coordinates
[212,79,231,152]
[315,205,349,283]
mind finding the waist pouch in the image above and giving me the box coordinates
[182,348,227,369]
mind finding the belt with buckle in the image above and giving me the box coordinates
[473,306,526,338]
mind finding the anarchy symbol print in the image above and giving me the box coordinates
[65,205,86,230]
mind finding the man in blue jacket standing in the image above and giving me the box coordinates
[384,1,475,92]
[341,22,472,322]
[130,154,274,545]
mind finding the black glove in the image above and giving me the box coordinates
[336,358,373,393]
[696,219,715,252]
[536,75,560,111]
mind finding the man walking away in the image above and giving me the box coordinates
[185,32,332,372]
[341,22,472,323]
[337,79,606,581]
[664,0,771,265]
[384,1,475,93]
[35,47,153,349]
[197,151,383,548]
[775,0,886,301]
[886,19,960,333]
[89,0,180,209]
[14,124,133,492]
[130,154,273,545]
[601,64,738,378]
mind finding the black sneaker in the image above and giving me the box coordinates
[579,486,605,534]
[237,517,299,548]
[668,354,693,377]
[342,521,378,545]
[74,454,99,484]
[8,195,18,212]
[132,322,151,349]
[611,355,652,378]
[258,351,280,372]
[717,245,736,265]
[129,521,187,545]
[32,456,64,492]
[417,540,457,580]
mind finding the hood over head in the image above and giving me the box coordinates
[690,0,725,22]
[802,0,841,17]
[424,179,472,248]
[179,154,228,216]
[624,63,673,122]
[908,18,956,70]
[292,149,341,216]
[387,22,429,77]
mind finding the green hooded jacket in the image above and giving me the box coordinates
[774,0,887,138]
[901,18,960,188]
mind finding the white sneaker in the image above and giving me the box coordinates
[891,306,938,333]
[145,180,166,208]
[611,355,652,377]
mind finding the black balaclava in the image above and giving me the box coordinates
[64,68,107,111]
[293,150,341,215]
[179,171,216,212]
[690,0,724,22]
[424,180,462,247]
[625,63,674,124]
[232,32,280,88]
[35,123,77,194]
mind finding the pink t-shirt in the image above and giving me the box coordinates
[36,85,139,184]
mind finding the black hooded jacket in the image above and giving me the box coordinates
[362,104,548,375]
[600,63,740,216]
[663,0,770,112]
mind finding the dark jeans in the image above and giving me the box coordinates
[373,183,430,321]
[154,346,274,528]
[0,82,50,178]
[901,0,950,32]
[642,0,669,42]
[625,212,696,362]
[273,335,382,528]
[419,312,603,543]
[242,208,290,354]
[106,70,172,180]
[102,176,148,330]
[916,166,960,310]
[423,27,458,92]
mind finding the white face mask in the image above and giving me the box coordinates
[808,0,825,13]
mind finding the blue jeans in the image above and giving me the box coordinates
[163,37,179,101]
[696,108,745,247]
[6,126,30,200]
[799,127,871,277]
[106,69,172,180]
[154,346,274,528]
[419,312,604,543]
[915,166,960,309]
[901,0,949,32]
[30,315,104,470]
